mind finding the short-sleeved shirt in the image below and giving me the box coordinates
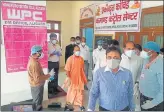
[139,56,163,105]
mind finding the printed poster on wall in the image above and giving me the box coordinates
[95,0,142,32]
[1,2,48,73]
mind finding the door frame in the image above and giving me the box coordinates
[80,17,94,37]
[153,31,163,48]
[141,5,163,32]
[85,28,94,50]
[127,32,140,44]
[115,32,128,44]
[94,34,114,49]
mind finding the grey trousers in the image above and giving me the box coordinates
[84,60,89,79]
[31,85,44,106]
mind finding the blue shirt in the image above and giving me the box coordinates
[139,56,163,105]
[88,66,134,111]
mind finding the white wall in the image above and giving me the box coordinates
[142,1,163,8]
[1,1,48,106]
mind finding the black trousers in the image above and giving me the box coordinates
[99,106,129,111]
[48,61,59,89]
[140,94,164,111]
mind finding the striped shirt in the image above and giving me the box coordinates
[88,66,134,111]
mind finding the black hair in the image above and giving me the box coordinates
[124,41,135,48]
[106,46,122,57]
[74,45,80,49]
[160,48,164,53]
[50,33,57,39]
[70,37,75,40]
[76,36,81,40]
[112,39,119,46]
[135,44,142,51]
[108,39,119,46]
[81,37,86,41]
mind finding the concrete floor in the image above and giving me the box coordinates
[42,67,99,111]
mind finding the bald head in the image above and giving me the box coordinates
[124,41,135,50]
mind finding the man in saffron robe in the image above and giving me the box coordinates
[64,45,87,111]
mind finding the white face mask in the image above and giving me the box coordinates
[76,40,80,44]
[39,53,44,59]
[71,41,75,45]
[98,45,102,50]
[125,50,136,58]
[51,40,57,45]
[81,42,86,46]
[74,51,80,56]
[107,59,120,69]
[140,51,151,59]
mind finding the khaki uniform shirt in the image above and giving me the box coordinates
[27,56,48,87]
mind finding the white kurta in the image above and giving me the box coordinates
[120,54,143,84]
[93,52,106,74]
[93,48,106,65]
[79,44,90,63]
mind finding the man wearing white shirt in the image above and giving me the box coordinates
[48,33,62,93]
[79,37,90,90]
[93,40,106,68]
[120,41,143,111]
[75,36,81,45]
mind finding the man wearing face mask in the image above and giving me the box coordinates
[93,40,106,68]
[79,37,90,90]
[135,44,142,56]
[48,33,62,93]
[65,37,76,63]
[88,46,134,111]
[64,45,87,111]
[93,40,121,74]
[27,45,50,111]
[119,41,143,111]
[75,36,81,45]
[139,41,163,111]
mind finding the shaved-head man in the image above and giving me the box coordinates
[64,45,87,111]
[120,41,143,111]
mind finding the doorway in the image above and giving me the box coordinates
[82,28,94,80]
[82,28,94,51]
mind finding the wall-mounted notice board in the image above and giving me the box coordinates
[94,34,113,49]
[1,2,48,73]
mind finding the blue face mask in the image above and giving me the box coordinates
[140,51,151,59]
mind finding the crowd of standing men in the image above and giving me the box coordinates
[27,33,163,111]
